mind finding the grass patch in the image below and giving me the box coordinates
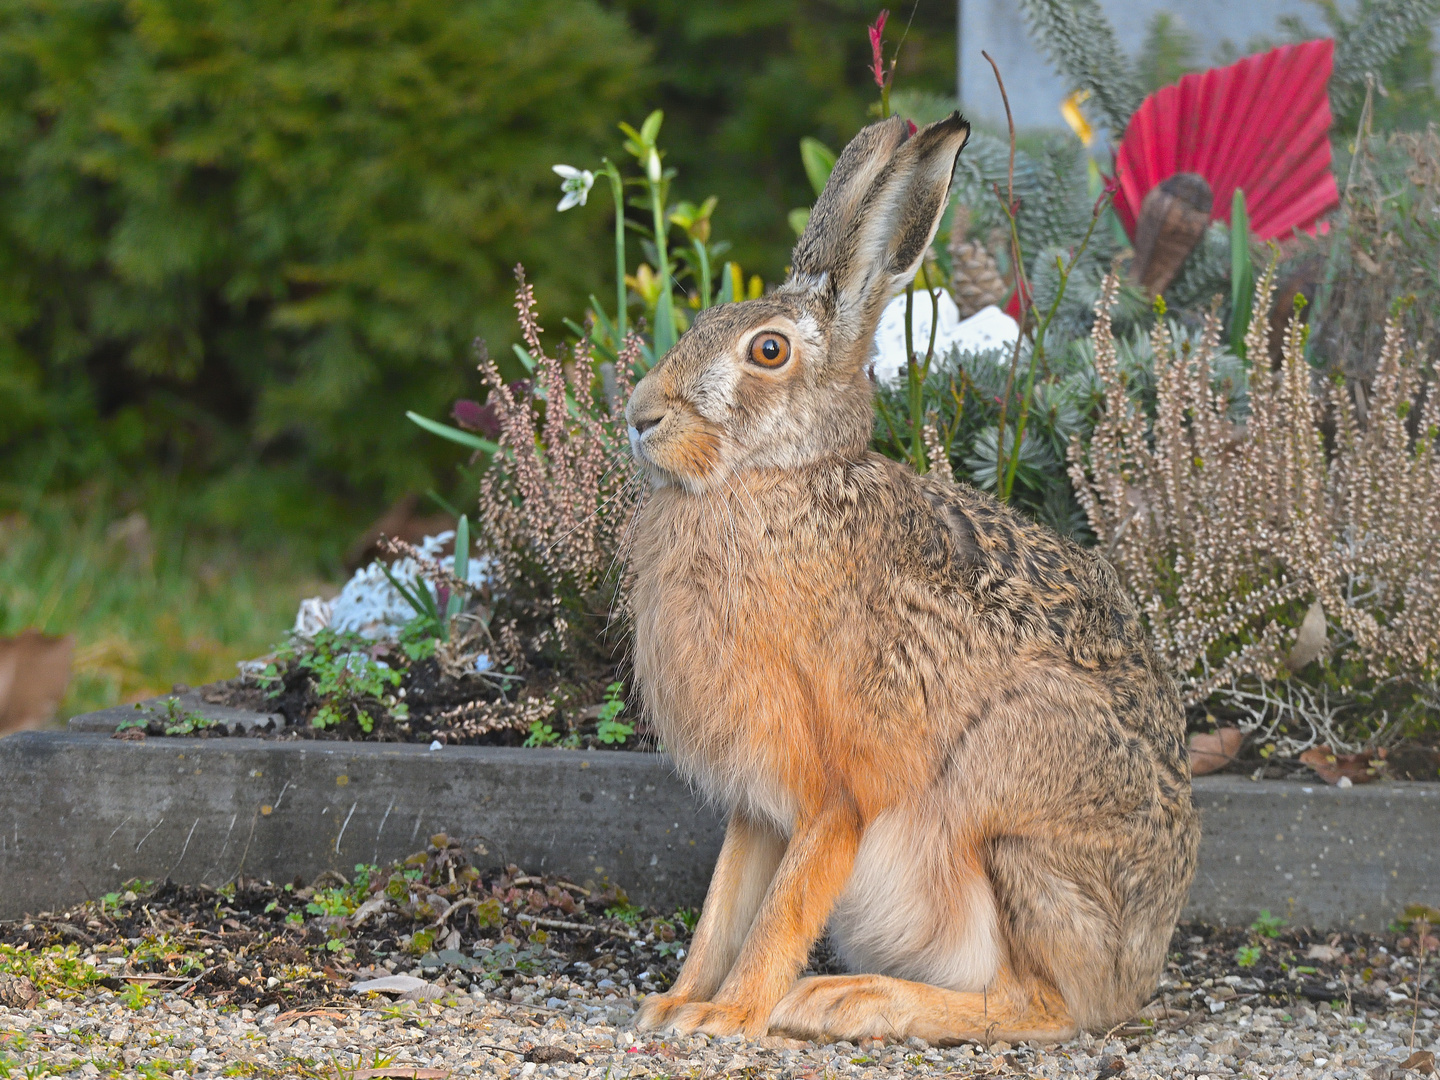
[0,486,331,719]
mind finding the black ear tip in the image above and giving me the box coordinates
[915,111,971,143]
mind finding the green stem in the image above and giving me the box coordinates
[993,204,1028,499]
[602,160,627,346]
[904,284,925,470]
[650,176,677,354]
[1000,199,1108,499]
[922,275,941,381]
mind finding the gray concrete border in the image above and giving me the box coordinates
[3,729,1437,927]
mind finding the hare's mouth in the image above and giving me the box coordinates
[629,412,725,491]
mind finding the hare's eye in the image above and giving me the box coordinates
[748,332,790,368]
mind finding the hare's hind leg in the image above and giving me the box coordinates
[768,965,1075,1045]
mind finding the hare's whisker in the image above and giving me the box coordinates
[604,482,649,636]
[541,469,641,558]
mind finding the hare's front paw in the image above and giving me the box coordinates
[659,1000,764,1039]
[633,990,693,1032]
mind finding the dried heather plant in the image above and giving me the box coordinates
[474,267,642,662]
[1312,126,1440,384]
[1070,270,1439,752]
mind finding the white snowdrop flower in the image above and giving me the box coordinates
[553,165,594,211]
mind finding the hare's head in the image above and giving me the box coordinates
[626,114,970,493]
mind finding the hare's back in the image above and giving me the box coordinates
[865,456,1185,741]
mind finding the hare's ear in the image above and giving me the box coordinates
[789,113,970,362]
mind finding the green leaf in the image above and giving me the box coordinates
[1228,189,1254,359]
[639,109,663,147]
[566,312,617,364]
[511,343,538,373]
[799,137,836,197]
[380,562,444,637]
[447,515,469,621]
[716,262,736,305]
[406,411,498,455]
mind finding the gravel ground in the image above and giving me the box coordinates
[3,837,1436,1078]
[3,974,1437,1080]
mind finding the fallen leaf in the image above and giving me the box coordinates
[1299,746,1386,785]
[1189,728,1244,775]
[1096,1055,1127,1080]
[1305,943,1344,962]
[0,973,38,1009]
[348,895,389,928]
[351,974,430,995]
[1400,1051,1435,1076]
[352,1070,448,1080]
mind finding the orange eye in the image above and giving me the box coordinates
[748,332,790,368]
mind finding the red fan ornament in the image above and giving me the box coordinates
[1111,39,1339,242]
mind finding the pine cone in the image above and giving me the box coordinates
[948,239,1008,319]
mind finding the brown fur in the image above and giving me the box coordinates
[624,115,1199,1045]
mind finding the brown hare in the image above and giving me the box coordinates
[624,113,1199,1045]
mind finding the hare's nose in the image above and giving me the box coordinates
[630,409,667,435]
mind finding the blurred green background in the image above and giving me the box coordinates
[0,0,958,712]
[1,0,1435,715]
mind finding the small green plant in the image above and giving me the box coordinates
[305,889,355,918]
[158,698,216,735]
[1236,944,1262,968]
[120,982,153,1009]
[285,912,304,928]
[116,698,215,735]
[1251,910,1284,939]
[263,628,400,732]
[115,708,149,734]
[524,719,560,747]
[604,901,642,926]
[595,681,633,745]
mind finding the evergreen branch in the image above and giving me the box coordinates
[1016,0,1144,136]
[1328,0,1440,119]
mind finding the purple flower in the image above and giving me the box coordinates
[452,399,502,440]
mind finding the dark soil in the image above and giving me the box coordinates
[4,834,1437,1023]
[135,653,646,750]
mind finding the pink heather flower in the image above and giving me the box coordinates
[869,10,889,89]
[452,399,502,440]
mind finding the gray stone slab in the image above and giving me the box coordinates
[2,731,1437,928]
[0,733,722,920]
[1186,774,1440,929]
